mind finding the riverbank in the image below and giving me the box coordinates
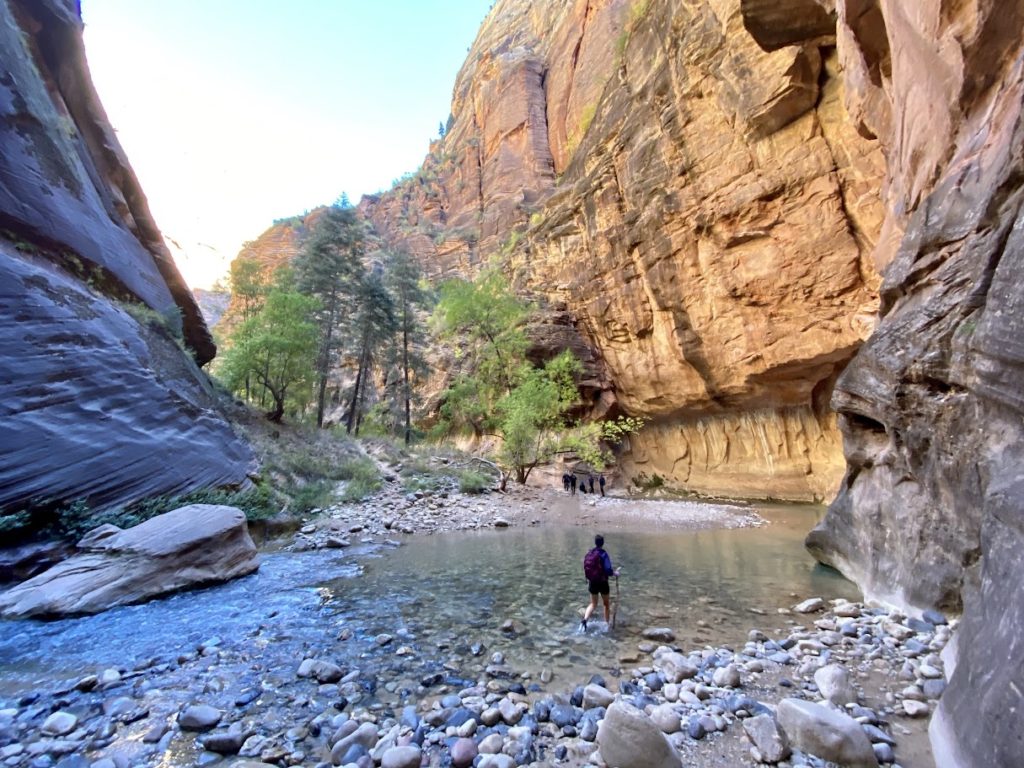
[281,484,763,551]
[0,493,943,768]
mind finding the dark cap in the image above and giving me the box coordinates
[595,534,604,547]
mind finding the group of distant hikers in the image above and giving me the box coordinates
[562,471,605,496]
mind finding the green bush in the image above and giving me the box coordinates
[632,472,665,490]
[456,469,490,494]
[125,484,278,525]
[338,457,382,502]
[287,480,335,514]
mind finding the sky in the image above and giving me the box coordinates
[81,0,494,289]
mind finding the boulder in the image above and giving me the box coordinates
[814,664,858,706]
[742,714,791,764]
[656,652,698,683]
[597,701,681,768]
[776,699,877,767]
[0,505,259,618]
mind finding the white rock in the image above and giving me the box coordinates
[742,714,791,764]
[650,704,681,734]
[596,701,681,768]
[380,745,421,768]
[582,684,616,709]
[657,652,698,684]
[478,733,504,754]
[776,698,878,767]
[814,664,858,706]
[712,664,741,688]
[793,598,825,614]
[902,700,929,717]
[40,712,77,736]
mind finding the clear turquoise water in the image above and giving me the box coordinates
[0,502,856,700]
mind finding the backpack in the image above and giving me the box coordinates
[583,548,605,581]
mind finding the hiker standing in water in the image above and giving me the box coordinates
[581,534,619,630]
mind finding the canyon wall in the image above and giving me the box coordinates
[0,0,253,518]
[803,1,1024,765]
[361,0,886,501]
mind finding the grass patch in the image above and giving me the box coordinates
[338,456,382,502]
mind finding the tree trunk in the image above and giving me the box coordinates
[402,316,411,445]
[315,311,336,428]
[266,388,285,423]
[346,335,370,434]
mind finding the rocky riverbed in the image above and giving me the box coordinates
[0,491,944,768]
[283,483,764,549]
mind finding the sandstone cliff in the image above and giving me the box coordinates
[802,2,1024,765]
[361,0,886,501]
[0,0,253,518]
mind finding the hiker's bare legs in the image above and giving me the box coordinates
[602,594,611,623]
[583,594,599,622]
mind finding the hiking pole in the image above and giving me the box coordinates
[612,575,620,628]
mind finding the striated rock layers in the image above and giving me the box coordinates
[0,0,253,516]
[360,0,886,501]
[803,1,1024,766]
[0,505,260,617]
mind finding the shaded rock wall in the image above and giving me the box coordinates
[362,0,886,501]
[0,0,253,516]
[802,1,1024,764]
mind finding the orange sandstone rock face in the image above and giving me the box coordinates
[364,0,885,502]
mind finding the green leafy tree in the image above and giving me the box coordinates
[294,204,367,427]
[345,270,398,434]
[560,415,647,471]
[384,250,432,444]
[223,255,270,401]
[218,271,319,423]
[495,351,581,485]
[435,268,530,398]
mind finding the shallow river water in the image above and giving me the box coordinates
[0,501,857,705]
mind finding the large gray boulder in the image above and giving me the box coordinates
[597,701,681,768]
[0,505,259,617]
[776,699,877,767]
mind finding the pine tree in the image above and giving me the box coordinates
[384,250,432,444]
[345,269,398,435]
[294,205,366,427]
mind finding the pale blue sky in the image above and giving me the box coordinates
[82,1,493,287]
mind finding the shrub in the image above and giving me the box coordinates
[338,457,382,502]
[287,480,335,514]
[632,472,665,490]
[457,469,491,494]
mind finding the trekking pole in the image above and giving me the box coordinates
[612,575,620,628]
